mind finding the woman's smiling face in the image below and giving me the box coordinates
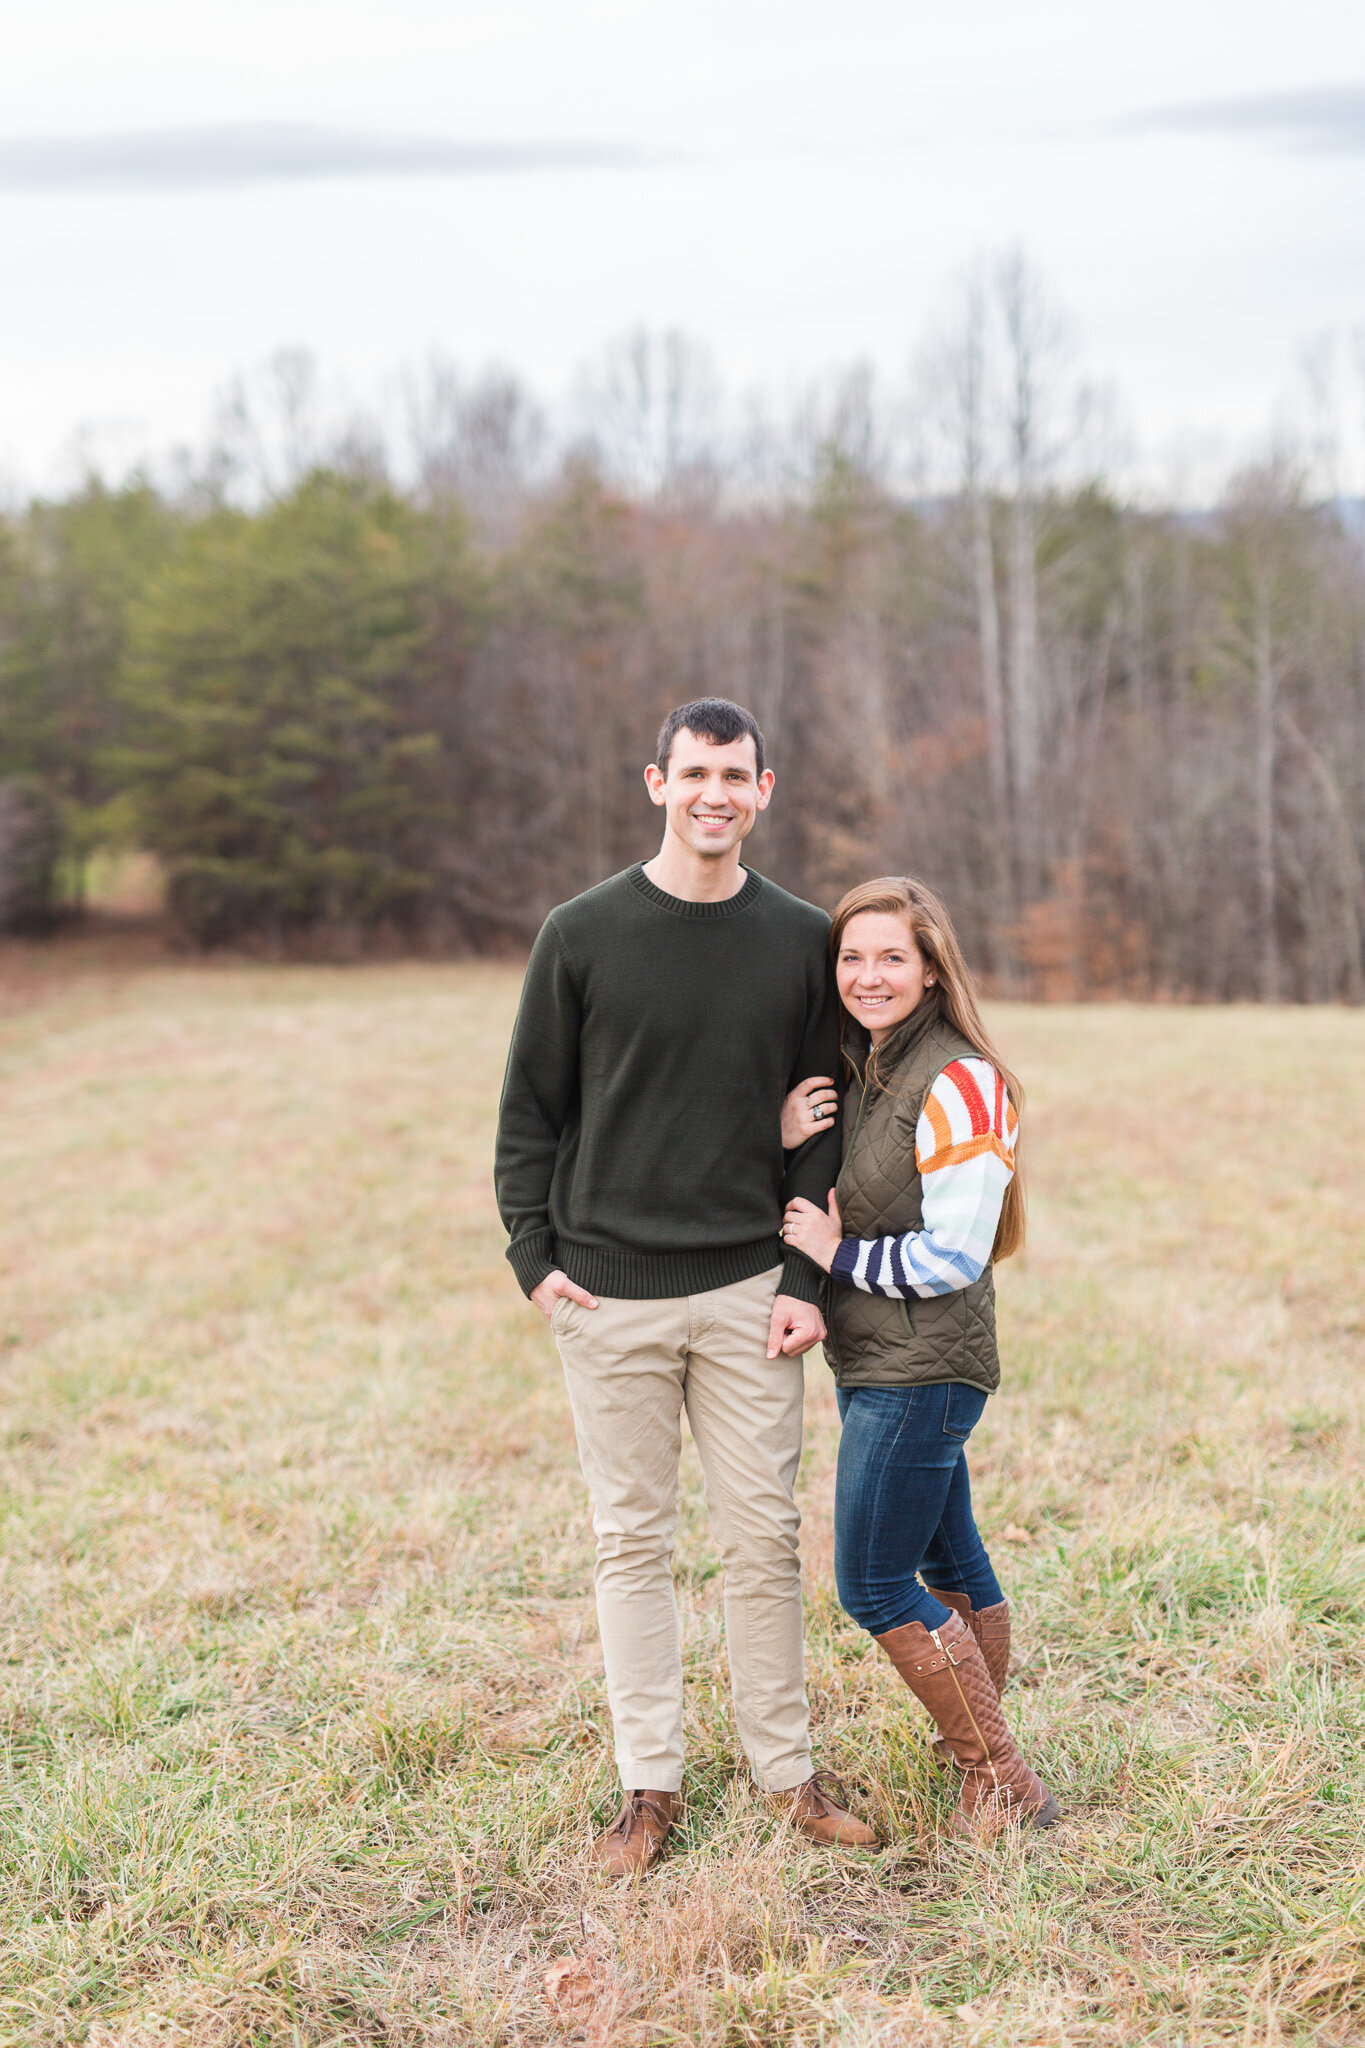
[835,910,933,1043]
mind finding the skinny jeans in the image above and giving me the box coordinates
[834,1381,1004,1636]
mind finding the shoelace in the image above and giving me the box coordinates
[609,1792,672,1840]
[803,1769,855,1815]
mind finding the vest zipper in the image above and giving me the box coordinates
[842,1053,873,1159]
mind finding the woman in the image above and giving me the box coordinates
[780,876,1059,1834]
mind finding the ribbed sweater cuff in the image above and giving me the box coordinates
[779,1249,824,1305]
[507,1231,557,1298]
[828,1239,860,1287]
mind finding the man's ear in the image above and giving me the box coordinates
[643,764,666,808]
[755,769,775,812]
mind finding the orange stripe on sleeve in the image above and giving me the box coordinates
[918,1089,954,1169]
[920,1131,1017,1173]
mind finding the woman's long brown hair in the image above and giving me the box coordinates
[830,875,1027,1261]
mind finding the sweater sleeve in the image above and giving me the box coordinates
[829,1059,1016,1299]
[494,919,583,1297]
[778,955,843,1304]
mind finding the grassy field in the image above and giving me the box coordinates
[1,952,1363,2047]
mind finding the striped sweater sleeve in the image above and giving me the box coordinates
[828,1058,1016,1298]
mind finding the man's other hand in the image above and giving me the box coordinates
[766,1293,826,1360]
[530,1270,600,1321]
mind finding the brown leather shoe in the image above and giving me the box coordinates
[593,1790,678,1877]
[925,1589,1011,1770]
[779,1770,881,1849]
[876,1612,1060,1835]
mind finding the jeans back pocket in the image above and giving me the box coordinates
[942,1381,987,1441]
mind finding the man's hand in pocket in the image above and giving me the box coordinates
[530,1271,600,1321]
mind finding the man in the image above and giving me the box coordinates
[495,696,879,1875]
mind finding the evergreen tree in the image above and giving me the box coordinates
[0,480,177,904]
[120,472,455,946]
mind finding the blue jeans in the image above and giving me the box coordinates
[834,1382,1004,1636]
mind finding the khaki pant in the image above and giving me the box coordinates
[551,1267,812,1794]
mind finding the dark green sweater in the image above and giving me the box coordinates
[495,863,841,1303]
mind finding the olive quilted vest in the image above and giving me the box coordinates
[820,999,1001,1394]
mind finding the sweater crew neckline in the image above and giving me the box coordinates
[626,863,763,920]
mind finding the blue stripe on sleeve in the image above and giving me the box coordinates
[829,1237,861,1286]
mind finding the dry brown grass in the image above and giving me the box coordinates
[1,953,1363,2046]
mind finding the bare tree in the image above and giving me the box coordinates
[577,328,722,507]
[406,358,545,542]
[210,349,383,501]
[1278,705,1365,999]
[1221,464,1313,1003]
[1252,565,1280,1001]
[1297,332,1344,505]
[997,250,1068,899]
[918,278,1009,824]
[213,348,320,498]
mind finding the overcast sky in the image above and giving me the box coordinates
[3,0,1364,495]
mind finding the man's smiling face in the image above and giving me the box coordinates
[645,728,774,859]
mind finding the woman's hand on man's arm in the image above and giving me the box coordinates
[781,1075,839,1149]
[781,1190,844,1274]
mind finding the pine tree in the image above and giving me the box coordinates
[119,473,455,947]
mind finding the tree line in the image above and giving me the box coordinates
[2,267,1363,1000]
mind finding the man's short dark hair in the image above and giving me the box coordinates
[655,698,766,778]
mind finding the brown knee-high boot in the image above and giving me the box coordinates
[876,1611,1059,1832]
[926,1587,1011,1695]
[924,1589,1011,1771]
